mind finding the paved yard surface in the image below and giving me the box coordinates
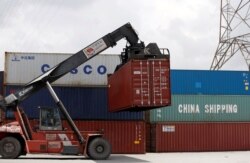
[0,151,250,163]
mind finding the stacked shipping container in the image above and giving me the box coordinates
[149,122,250,152]
[4,52,146,154]
[148,70,250,152]
[4,52,121,86]
[5,86,145,120]
[170,70,250,95]
[151,95,248,122]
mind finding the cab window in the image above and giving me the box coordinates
[39,107,62,130]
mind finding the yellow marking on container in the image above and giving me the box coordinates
[134,140,140,144]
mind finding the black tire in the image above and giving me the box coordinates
[87,137,111,160]
[0,137,21,159]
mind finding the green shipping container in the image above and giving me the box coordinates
[150,95,250,122]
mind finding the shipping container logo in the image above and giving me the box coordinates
[11,55,35,62]
[11,55,20,62]
[41,64,107,75]
[178,104,238,114]
[20,56,35,60]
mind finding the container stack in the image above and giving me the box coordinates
[4,52,146,154]
[147,70,250,152]
[5,51,250,153]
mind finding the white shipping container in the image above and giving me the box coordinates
[5,52,120,86]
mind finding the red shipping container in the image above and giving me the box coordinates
[29,120,146,154]
[148,122,250,152]
[108,58,171,112]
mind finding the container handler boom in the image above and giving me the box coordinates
[1,23,143,108]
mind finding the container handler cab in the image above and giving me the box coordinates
[0,23,168,160]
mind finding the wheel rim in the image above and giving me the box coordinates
[3,142,15,153]
[96,145,104,153]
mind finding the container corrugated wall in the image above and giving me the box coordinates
[146,70,250,152]
[171,70,250,95]
[28,120,146,154]
[150,95,250,122]
[148,122,250,152]
[5,52,120,86]
[4,85,144,120]
[75,120,146,154]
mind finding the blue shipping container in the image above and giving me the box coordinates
[4,86,144,120]
[171,70,250,95]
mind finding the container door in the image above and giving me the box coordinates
[150,60,170,106]
[132,60,151,106]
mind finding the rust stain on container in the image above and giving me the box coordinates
[148,122,250,152]
[29,120,146,154]
[108,58,171,112]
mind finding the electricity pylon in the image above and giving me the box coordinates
[210,0,250,70]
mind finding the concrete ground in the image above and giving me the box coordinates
[1,151,250,163]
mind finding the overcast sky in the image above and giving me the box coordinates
[0,0,248,71]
